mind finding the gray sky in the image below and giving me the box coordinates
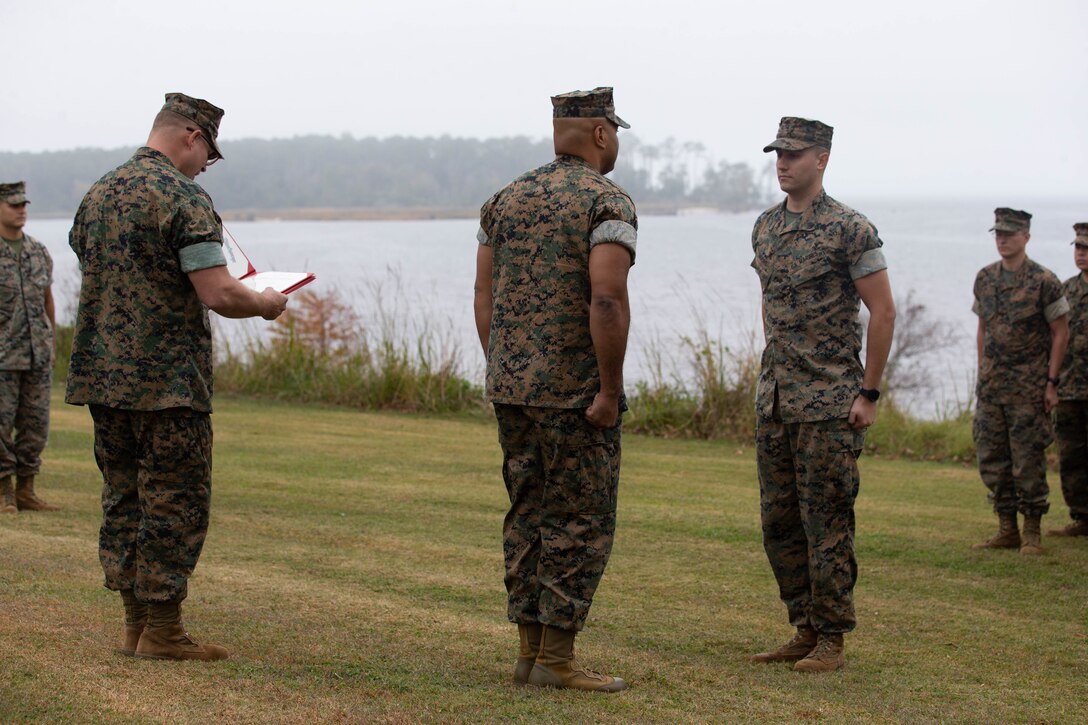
[4,0,1085,199]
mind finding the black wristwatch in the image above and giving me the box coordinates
[859,388,881,402]
[1047,376,1060,387]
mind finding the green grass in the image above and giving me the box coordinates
[2,391,1085,723]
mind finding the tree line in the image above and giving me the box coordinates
[1,134,775,217]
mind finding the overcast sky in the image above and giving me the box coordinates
[4,0,1085,199]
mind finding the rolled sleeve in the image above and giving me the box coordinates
[849,247,888,280]
[589,219,637,262]
[476,226,491,247]
[1045,295,1070,323]
[179,241,227,273]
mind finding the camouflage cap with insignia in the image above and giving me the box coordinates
[0,181,29,205]
[989,207,1032,233]
[1072,222,1088,247]
[763,116,833,153]
[552,87,630,129]
[161,92,226,161]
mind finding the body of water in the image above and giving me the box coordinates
[27,195,1085,417]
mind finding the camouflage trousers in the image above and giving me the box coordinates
[973,399,1051,516]
[1055,400,1088,521]
[0,366,52,478]
[756,416,864,634]
[494,404,621,632]
[90,405,213,603]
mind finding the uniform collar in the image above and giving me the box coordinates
[134,146,172,163]
[555,154,595,170]
[998,256,1031,274]
[773,190,828,234]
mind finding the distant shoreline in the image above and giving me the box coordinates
[36,202,743,222]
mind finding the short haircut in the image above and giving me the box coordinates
[151,109,194,133]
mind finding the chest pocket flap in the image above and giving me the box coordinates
[789,251,834,287]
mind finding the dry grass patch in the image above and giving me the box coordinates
[0,391,1085,723]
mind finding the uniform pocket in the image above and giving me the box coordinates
[546,414,619,514]
[1007,300,1039,323]
[976,295,997,321]
[0,281,16,324]
[789,251,834,287]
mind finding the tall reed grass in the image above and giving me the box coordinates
[625,320,977,463]
[215,286,481,413]
[626,329,760,440]
[205,284,976,461]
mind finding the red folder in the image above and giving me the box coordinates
[223,226,315,295]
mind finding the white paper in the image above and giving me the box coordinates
[238,271,313,294]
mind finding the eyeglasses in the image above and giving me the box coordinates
[187,127,220,166]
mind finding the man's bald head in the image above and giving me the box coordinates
[553,117,620,175]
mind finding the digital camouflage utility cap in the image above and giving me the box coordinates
[162,92,225,161]
[552,87,630,129]
[763,116,833,152]
[0,181,29,205]
[1073,222,1088,248]
[989,207,1032,233]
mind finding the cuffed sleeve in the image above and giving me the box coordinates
[589,219,637,262]
[179,241,227,273]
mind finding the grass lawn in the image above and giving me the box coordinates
[1,391,1085,723]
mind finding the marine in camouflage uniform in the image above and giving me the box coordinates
[750,117,896,673]
[971,208,1069,555]
[474,88,636,692]
[1051,223,1088,538]
[0,181,58,514]
[67,93,287,661]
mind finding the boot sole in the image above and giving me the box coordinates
[134,651,179,660]
[794,662,845,673]
[750,654,811,663]
[134,651,228,661]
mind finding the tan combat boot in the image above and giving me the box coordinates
[971,512,1020,549]
[15,475,60,512]
[793,633,845,673]
[1020,515,1044,555]
[135,601,229,661]
[1048,519,1088,537]
[115,589,147,657]
[526,626,626,692]
[513,623,543,685]
[0,476,16,514]
[750,625,818,663]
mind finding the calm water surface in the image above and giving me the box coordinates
[28,196,1084,416]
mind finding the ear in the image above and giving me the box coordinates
[185,127,202,151]
[816,149,830,170]
[594,123,608,149]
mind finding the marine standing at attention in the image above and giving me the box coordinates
[971,208,1068,555]
[749,117,896,673]
[474,87,636,692]
[0,181,58,514]
[67,93,288,660]
[1049,223,1088,538]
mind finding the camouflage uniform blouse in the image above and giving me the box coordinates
[478,155,638,408]
[1058,274,1087,401]
[66,147,228,412]
[751,191,887,423]
[0,234,53,371]
[972,258,1068,404]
